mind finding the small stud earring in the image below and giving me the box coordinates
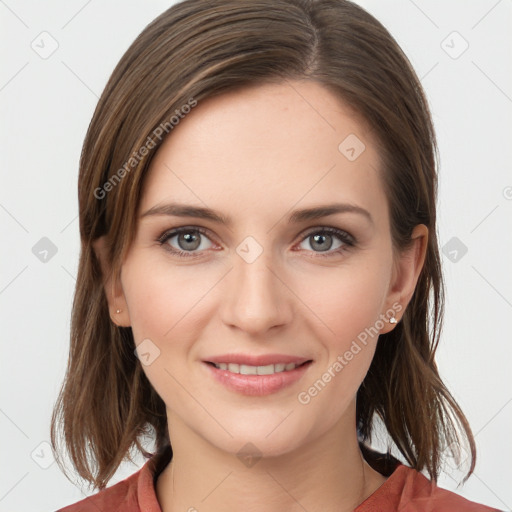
[389,316,398,324]
[116,309,121,314]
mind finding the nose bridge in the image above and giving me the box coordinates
[221,240,291,334]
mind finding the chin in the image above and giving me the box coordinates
[197,413,317,462]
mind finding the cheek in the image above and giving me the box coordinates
[120,258,218,411]
[293,257,391,348]
[122,256,220,342]
[276,269,389,452]
[291,255,391,404]
[121,256,231,404]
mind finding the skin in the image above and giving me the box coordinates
[94,80,428,512]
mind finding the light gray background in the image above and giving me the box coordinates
[1,1,511,510]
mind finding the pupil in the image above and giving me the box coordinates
[311,234,332,252]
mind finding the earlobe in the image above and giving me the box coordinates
[91,236,131,327]
[380,224,429,334]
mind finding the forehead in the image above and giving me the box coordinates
[139,80,386,224]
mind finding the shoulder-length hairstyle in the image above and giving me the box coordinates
[51,0,476,490]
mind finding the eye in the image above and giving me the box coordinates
[296,227,355,257]
[157,227,216,257]
[157,225,356,259]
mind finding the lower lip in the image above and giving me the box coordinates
[203,362,312,396]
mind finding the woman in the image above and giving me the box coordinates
[52,0,500,510]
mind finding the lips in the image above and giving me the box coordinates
[203,354,313,396]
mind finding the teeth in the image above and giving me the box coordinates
[213,362,302,375]
[240,364,257,375]
[256,364,274,375]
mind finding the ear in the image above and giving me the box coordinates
[379,224,428,334]
[92,236,131,327]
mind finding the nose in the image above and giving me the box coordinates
[220,249,293,336]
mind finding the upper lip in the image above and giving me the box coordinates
[205,354,312,366]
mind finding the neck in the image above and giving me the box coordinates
[156,407,387,512]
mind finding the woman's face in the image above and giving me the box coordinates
[102,80,425,458]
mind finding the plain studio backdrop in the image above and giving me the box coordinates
[0,1,511,511]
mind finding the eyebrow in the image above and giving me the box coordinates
[140,202,373,226]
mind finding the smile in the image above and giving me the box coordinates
[210,362,302,375]
[203,357,313,396]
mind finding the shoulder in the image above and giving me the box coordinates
[357,464,501,511]
[56,447,172,512]
[56,469,141,512]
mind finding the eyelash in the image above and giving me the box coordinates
[157,226,357,258]
[156,226,356,259]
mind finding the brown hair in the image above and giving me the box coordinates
[51,0,476,490]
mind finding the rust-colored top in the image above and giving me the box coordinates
[58,449,500,512]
